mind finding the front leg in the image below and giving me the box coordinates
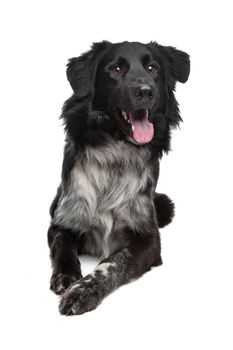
[48,224,83,295]
[59,235,162,315]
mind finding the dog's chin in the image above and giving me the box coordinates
[112,108,155,145]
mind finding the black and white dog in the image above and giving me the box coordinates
[48,41,190,315]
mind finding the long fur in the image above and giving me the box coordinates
[47,41,190,315]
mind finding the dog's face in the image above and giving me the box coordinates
[93,42,160,144]
[66,41,190,146]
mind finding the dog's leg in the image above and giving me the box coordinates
[59,235,161,315]
[48,224,82,295]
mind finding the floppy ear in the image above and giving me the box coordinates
[66,53,93,98]
[161,45,190,83]
[148,42,190,88]
[66,41,111,99]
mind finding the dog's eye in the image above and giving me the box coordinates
[147,65,157,73]
[112,66,122,75]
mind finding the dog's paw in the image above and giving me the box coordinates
[50,273,80,295]
[59,276,102,315]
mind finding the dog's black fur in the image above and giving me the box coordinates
[47,41,190,315]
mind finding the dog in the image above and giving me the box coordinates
[47,41,190,315]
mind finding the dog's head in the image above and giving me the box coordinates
[66,41,190,147]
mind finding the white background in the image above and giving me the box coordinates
[0,0,232,349]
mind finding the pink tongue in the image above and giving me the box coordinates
[129,115,154,144]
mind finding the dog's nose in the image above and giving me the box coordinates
[133,85,154,100]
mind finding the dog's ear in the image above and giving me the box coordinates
[162,45,190,84]
[66,41,111,99]
[66,54,92,98]
[148,42,190,88]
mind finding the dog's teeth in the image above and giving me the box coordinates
[122,111,127,120]
[146,109,149,118]
[122,111,132,123]
[132,125,134,132]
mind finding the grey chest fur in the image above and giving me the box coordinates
[54,138,156,258]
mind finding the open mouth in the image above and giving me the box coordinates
[121,109,154,144]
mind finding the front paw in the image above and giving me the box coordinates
[50,273,81,295]
[59,277,103,315]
